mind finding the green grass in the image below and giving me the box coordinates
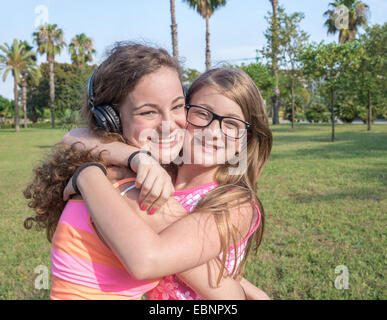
[0,124,386,299]
[245,124,387,299]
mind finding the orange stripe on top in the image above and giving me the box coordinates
[52,222,125,271]
[51,276,141,300]
[50,177,160,299]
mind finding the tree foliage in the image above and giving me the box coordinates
[323,0,369,43]
[0,39,36,131]
[69,33,96,66]
[0,95,13,118]
[261,1,281,124]
[277,7,309,127]
[239,62,274,109]
[27,63,96,122]
[33,23,66,128]
[182,68,201,87]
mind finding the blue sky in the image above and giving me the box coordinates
[0,0,386,99]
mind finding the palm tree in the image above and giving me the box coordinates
[323,0,369,43]
[19,41,38,129]
[68,33,96,66]
[0,39,35,132]
[270,0,280,125]
[33,23,65,128]
[183,0,227,71]
[170,0,179,60]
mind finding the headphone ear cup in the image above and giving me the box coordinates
[103,104,122,134]
[88,70,123,134]
[91,106,109,131]
[92,105,122,134]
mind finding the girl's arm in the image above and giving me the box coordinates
[65,166,253,280]
[239,278,271,300]
[104,184,246,300]
[62,128,138,167]
[62,128,174,213]
[175,261,246,300]
[177,261,269,300]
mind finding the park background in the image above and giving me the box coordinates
[0,0,386,299]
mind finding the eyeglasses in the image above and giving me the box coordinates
[185,104,251,139]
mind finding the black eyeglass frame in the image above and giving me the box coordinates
[185,104,252,139]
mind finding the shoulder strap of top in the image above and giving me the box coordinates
[113,178,136,197]
[112,178,136,189]
[246,201,261,239]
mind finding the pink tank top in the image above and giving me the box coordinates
[146,181,261,300]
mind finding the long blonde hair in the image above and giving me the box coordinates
[188,68,273,284]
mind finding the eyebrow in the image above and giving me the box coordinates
[133,96,185,112]
[200,103,242,119]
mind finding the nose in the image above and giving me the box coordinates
[204,119,223,142]
[209,118,223,135]
[157,112,177,137]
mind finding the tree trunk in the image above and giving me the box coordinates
[331,86,335,142]
[349,28,357,42]
[205,14,211,71]
[21,75,28,129]
[367,89,371,131]
[13,73,20,132]
[170,0,179,60]
[339,29,346,44]
[48,55,55,128]
[270,0,280,125]
[291,76,295,129]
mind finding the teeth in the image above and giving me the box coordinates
[151,135,176,144]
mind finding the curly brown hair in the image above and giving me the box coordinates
[23,143,107,242]
[23,42,181,242]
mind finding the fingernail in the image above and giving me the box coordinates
[141,205,147,211]
[150,208,156,215]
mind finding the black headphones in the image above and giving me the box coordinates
[88,70,188,134]
[88,70,122,134]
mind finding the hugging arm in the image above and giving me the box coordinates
[62,128,174,212]
[62,128,135,167]
[174,261,246,300]
[68,166,253,281]
[175,250,268,300]
[239,278,271,300]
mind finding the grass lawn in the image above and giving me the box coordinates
[0,124,386,299]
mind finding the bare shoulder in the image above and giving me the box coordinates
[227,197,255,242]
[61,128,91,144]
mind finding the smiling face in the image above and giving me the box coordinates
[184,85,247,167]
[119,66,187,163]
